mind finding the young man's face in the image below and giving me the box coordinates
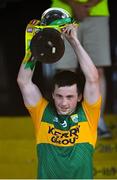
[52,84,82,115]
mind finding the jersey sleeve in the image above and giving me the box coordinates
[82,96,102,133]
[25,97,48,136]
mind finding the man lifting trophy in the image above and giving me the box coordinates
[17,7,101,180]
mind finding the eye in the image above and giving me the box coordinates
[56,94,62,98]
[67,95,74,99]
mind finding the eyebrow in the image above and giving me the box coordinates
[66,95,74,98]
[56,94,75,97]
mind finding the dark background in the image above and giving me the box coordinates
[0,0,117,116]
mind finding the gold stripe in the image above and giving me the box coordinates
[36,121,96,147]
[27,98,48,137]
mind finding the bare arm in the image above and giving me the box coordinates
[61,24,100,104]
[17,58,42,106]
[17,19,43,107]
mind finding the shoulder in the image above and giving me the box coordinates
[82,96,102,110]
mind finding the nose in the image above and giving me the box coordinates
[61,98,68,106]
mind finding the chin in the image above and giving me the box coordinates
[60,112,68,115]
[58,110,71,115]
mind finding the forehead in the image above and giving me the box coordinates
[54,84,78,94]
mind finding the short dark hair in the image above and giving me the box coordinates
[51,70,85,95]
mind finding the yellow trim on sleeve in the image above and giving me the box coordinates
[82,96,102,109]
[26,98,48,136]
[82,96,102,142]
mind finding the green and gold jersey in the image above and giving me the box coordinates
[26,97,101,179]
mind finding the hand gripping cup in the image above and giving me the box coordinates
[28,8,77,64]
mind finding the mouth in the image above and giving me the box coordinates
[58,107,70,114]
[60,107,68,111]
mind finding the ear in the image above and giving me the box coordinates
[77,93,82,102]
[52,93,54,99]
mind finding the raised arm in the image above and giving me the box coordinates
[61,24,100,104]
[17,20,43,106]
[17,56,42,106]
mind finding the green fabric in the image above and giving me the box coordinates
[37,143,94,179]
[24,58,37,70]
[49,17,75,26]
[42,103,87,130]
[37,103,94,179]
[51,0,109,16]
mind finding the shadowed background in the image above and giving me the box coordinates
[0,0,117,179]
